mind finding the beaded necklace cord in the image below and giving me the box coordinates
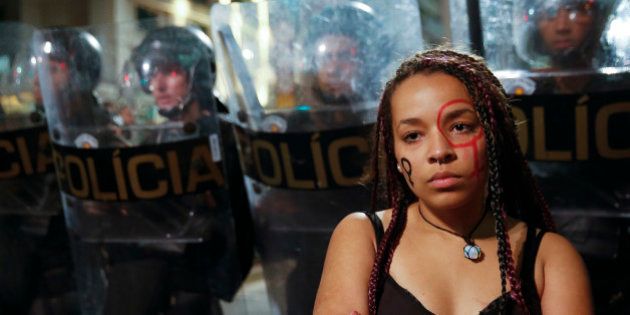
[417,205,488,261]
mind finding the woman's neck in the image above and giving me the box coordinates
[415,197,488,238]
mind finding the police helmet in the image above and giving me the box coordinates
[513,0,614,68]
[304,1,387,102]
[36,28,102,91]
[131,26,215,113]
[306,2,382,68]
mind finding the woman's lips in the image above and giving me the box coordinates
[428,171,462,189]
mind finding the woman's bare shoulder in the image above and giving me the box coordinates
[537,231,593,313]
[537,231,587,269]
[334,209,391,237]
[538,231,584,262]
[313,210,391,315]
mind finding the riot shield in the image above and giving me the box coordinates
[35,22,232,242]
[0,22,79,315]
[0,22,58,216]
[35,21,252,314]
[452,0,630,312]
[211,1,423,313]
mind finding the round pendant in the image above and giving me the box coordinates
[463,244,482,261]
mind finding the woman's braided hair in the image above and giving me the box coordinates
[366,49,555,314]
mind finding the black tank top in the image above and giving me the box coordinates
[364,212,544,315]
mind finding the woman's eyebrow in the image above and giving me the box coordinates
[440,108,476,123]
[396,117,424,129]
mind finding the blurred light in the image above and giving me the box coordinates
[607,19,630,57]
[173,0,190,25]
[43,41,52,54]
[600,67,627,75]
[142,61,151,73]
[84,33,102,51]
[318,43,327,53]
[16,66,22,74]
[353,2,374,15]
[219,0,231,4]
[242,48,254,60]
[255,1,270,107]
[30,56,37,65]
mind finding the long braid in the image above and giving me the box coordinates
[367,72,417,313]
[368,99,386,212]
[368,107,408,314]
[475,63,556,232]
[366,49,552,312]
[478,80,528,310]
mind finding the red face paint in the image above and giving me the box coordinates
[436,98,485,180]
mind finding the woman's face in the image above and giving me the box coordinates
[391,72,488,211]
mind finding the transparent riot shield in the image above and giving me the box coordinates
[211,1,423,313]
[35,22,232,242]
[0,22,58,216]
[0,22,78,315]
[452,0,630,312]
[35,21,252,315]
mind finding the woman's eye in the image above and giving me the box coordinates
[403,132,421,143]
[452,122,473,133]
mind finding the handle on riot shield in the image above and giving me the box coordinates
[217,26,264,130]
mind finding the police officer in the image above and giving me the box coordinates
[129,26,217,143]
[284,1,386,133]
[514,0,623,93]
[300,1,384,106]
[73,25,253,315]
[38,28,125,148]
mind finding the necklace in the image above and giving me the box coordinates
[418,205,487,262]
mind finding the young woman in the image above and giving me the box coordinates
[313,49,592,314]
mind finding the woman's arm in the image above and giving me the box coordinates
[313,212,379,315]
[539,232,593,314]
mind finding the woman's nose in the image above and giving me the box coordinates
[427,131,456,165]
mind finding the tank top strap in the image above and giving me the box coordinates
[364,211,384,245]
[520,225,546,283]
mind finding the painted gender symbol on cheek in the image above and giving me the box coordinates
[437,98,485,181]
[400,157,414,187]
